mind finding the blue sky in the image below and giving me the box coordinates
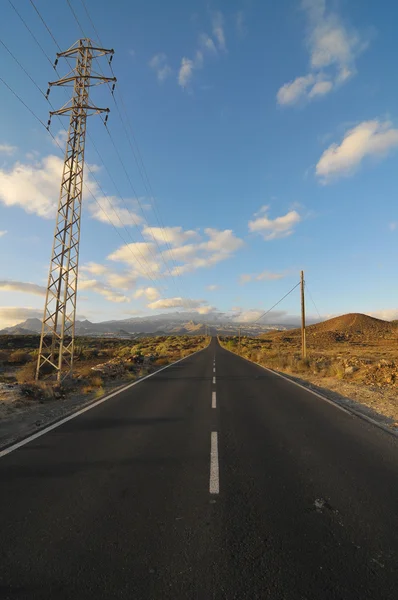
[1,0,398,327]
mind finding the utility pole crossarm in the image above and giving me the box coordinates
[36,38,115,382]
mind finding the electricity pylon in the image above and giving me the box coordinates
[36,39,116,381]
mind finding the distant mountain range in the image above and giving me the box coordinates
[0,313,294,337]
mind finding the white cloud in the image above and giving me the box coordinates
[149,53,172,83]
[0,280,46,296]
[0,155,61,218]
[0,144,17,155]
[0,230,7,237]
[212,11,226,51]
[231,308,265,322]
[308,79,333,98]
[316,120,398,182]
[249,207,302,240]
[277,74,315,106]
[203,228,243,253]
[134,287,160,302]
[148,297,207,310]
[0,306,43,329]
[277,0,368,106]
[304,0,364,73]
[107,241,161,278]
[199,33,217,54]
[52,129,68,148]
[80,262,137,300]
[178,14,225,89]
[142,226,199,246]
[257,270,286,281]
[239,274,252,285]
[240,271,286,284]
[87,194,142,227]
[178,57,195,87]
[206,284,219,291]
[0,153,144,227]
[110,227,243,278]
[79,278,130,303]
[168,228,244,275]
[235,11,247,39]
[196,305,216,315]
[368,309,398,321]
[81,262,109,276]
[106,273,136,290]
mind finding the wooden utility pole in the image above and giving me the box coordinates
[301,270,307,359]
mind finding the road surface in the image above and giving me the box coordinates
[1,338,398,599]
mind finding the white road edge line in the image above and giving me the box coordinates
[219,341,398,437]
[212,391,216,408]
[210,431,219,494]
[212,376,216,384]
[0,345,209,459]
[219,341,352,415]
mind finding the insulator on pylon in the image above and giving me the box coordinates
[54,58,58,68]
[46,117,52,130]
[45,88,50,99]
[104,114,108,126]
[111,83,115,94]
[109,55,113,64]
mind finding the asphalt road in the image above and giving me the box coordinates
[1,338,398,599]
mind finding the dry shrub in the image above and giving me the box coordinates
[19,381,56,402]
[327,362,345,379]
[82,384,104,397]
[294,357,311,373]
[16,361,37,384]
[89,375,103,387]
[9,350,31,364]
[0,350,8,363]
[155,357,169,366]
[76,365,97,378]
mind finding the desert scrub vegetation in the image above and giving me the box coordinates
[219,334,398,389]
[0,334,209,409]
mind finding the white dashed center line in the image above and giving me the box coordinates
[212,391,216,408]
[209,432,219,494]
[212,376,216,384]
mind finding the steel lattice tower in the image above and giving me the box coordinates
[36,39,116,381]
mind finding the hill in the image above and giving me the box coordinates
[267,313,398,343]
[0,313,292,337]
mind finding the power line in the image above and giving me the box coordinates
[110,83,184,284]
[70,0,185,292]
[0,77,47,128]
[0,72,167,300]
[305,281,322,320]
[80,0,103,45]
[0,37,46,99]
[8,0,54,68]
[28,0,62,51]
[10,3,169,294]
[65,0,86,37]
[251,282,301,324]
[15,1,194,307]
[64,0,184,296]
